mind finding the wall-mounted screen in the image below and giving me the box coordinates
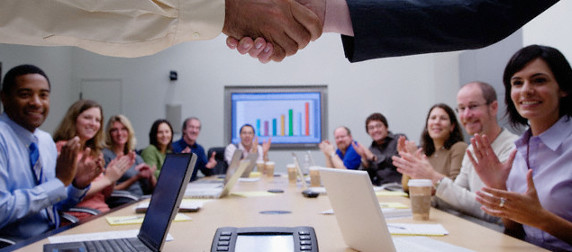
[224,85,327,149]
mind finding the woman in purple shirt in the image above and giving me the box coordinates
[470,45,572,251]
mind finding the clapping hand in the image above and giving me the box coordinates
[467,134,516,189]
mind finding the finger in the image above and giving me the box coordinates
[258,43,273,63]
[397,136,406,153]
[290,0,322,41]
[248,37,266,58]
[237,37,254,55]
[506,149,517,167]
[466,151,479,170]
[226,36,239,49]
[525,169,536,193]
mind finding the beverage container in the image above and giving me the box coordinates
[407,179,433,220]
[265,161,275,178]
[256,161,266,175]
[287,164,297,183]
[309,166,321,187]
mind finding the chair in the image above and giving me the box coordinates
[207,147,228,175]
[106,190,140,209]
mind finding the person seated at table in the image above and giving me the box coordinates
[224,124,271,164]
[319,126,361,170]
[352,113,406,185]
[393,81,518,226]
[172,117,217,181]
[0,65,99,242]
[141,119,173,178]
[53,100,135,220]
[471,45,572,251]
[399,104,467,192]
[103,115,156,200]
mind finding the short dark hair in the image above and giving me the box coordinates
[240,124,255,135]
[420,104,465,156]
[182,117,200,132]
[365,112,388,133]
[1,64,51,94]
[149,119,174,151]
[503,45,572,128]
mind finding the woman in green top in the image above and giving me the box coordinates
[141,119,173,178]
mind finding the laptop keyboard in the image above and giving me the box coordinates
[83,238,152,252]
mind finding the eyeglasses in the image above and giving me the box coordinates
[455,103,488,113]
[367,123,385,132]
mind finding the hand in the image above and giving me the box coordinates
[476,170,545,227]
[252,137,260,153]
[73,148,104,188]
[56,137,81,186]
[135,163,153,179]
[181,146,191,154]
[205,152,218,169]
[351,141,374,161]
[392,150,442,182]
[104,152,135,183]
[319,140,335,155]
[397,136,419,157]
[262,137,272,154]
[226,37,274,63]
[467,134,517,190]
[223,0,323,62]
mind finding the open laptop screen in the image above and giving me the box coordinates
[138,153,196,251]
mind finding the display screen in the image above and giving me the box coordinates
[225,86,327,149]
[235,234,294,252]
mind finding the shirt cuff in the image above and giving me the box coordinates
[324,0,354,36]
[41,179,68,204]
[175,0,225,43]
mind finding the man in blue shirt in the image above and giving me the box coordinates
[172,117,216,181]
[319,126,361,170]
[0,65,100,243]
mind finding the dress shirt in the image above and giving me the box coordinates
[172,138,212,180]
[436,128,518,223]
[0,0,224,57]
[224,143,264,165]
[507,116,572,251]
[0,113,87,241]
[335,141,361,170]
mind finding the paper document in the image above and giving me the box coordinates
[231,191,278,197]
[387,223,448,236]
[393,236,473,252]
[106,213,191,225]
[48,229,174,244]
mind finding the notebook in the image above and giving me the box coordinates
[185,153,257,199]
[43,153,197,252]
[319,168,472,252]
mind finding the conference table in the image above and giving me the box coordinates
[16,174,545,251]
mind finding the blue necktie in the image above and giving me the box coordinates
[29,142,59,227]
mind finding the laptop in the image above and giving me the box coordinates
[43,153,197,252]
[319,168,473,252]
[184,153,257,199]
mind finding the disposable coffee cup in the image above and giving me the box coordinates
[287,164,297,183]
[256,161,266,174]
[265,161,275,178]
[309,166,321,187]
[407,179,433,220]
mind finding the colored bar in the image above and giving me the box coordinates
[281,115,285,136]
[264,121,269,136]
[288,109,293,136]
[305,102,310,136]
[256,119,261,136]
[272,119,277,136]
[297,112,302,136]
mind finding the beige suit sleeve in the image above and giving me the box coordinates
[0,0,224,57]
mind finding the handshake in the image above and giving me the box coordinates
[223,0,326,63]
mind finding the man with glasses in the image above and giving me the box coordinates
[173,117,216,181]
[394,81,518,226]
[224,124,270,164]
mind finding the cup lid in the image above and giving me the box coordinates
[407,179,433,187]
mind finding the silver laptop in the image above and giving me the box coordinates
[185,153,257,199]
[320,168,473,252]
[43,153,197,252]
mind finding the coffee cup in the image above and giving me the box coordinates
[256,161,266,174]
[265,161,275,178]
[407,179,433,220]
[287,164,297,183]
[309,166,321,187]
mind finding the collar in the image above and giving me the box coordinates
[371,131,396,147]
[516,116,572,152]
[0,113,38,147]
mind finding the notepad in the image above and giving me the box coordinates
[375,190,408,197]
[387,223,448,236]
[135,199,208,213]
[106,213,191,225]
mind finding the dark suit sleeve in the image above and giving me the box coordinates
[342,0,559,62]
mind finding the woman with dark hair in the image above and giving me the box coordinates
[141,119,174,178]
[396,104,467,191]
[472,45,572,251]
